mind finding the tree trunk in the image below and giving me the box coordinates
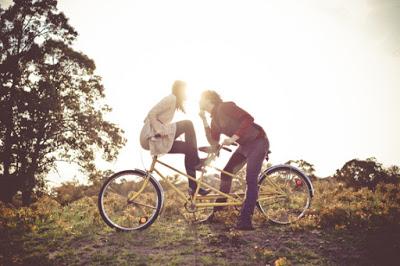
[21,187,32,206]
[0,174,24,203]
[21,172,35,206]
[2,99,13,177]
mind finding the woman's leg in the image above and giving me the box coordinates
[174,120,199,154]
[168,140,198,189]
[168,120,201,190]
[173,120,201,170]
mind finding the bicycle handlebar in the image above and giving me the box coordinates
[215,142,238,153]
[222,146,233,152]
[198,143,238,156]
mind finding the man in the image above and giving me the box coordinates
[199,90,269,230]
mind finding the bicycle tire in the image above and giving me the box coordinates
[98,169,164,231]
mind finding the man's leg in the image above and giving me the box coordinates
[237,138,268,229]
[200,151,246,223]
[214,151,247,211]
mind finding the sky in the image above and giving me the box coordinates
[1,0,400,185]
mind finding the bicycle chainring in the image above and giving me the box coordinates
[184,201,197,213]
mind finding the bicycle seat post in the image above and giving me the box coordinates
[148,156,158,172]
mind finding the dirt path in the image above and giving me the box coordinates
[41,218,372,265]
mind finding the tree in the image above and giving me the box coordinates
[334,158,397,190]
[286,159,317,180]
[0,0,126,205]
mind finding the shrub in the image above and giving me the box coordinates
[334,158,399,190]
[0,196,60,235]
[53,181,100,205]
[291,178,400,231]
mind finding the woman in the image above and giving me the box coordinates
[140,80,209,195]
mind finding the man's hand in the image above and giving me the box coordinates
[199,110,207,121]
[222,135,239,146]
[199,110,210,128]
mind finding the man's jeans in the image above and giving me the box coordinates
[216,136,269,225]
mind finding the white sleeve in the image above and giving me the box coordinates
[147,95,176,134]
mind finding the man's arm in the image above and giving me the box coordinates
[221,102,254,139]
[200,111,220,146]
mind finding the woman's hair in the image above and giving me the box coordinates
[201,90,223,105]
[172,80,186,113]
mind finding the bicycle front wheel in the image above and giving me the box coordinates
[98,170,163,231]
[257,165,313,224]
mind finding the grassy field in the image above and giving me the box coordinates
[1,178,400,265]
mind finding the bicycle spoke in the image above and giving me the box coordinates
[284,171,292,188]
[259,184,286,196]
[127,200,157,209]
[258,194,287,201]
[265,176,286,194]
[258,166,312,224]
[99,170,161,231]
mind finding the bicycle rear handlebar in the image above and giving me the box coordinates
[199,143,238,155]
[221,143,238,153]
[200,143,271,161]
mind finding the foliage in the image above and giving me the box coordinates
[290,178,400,264]
[0,0,126,205]
[1,163,400,264]
[0,195,60,235]
[53,180,101,205]
[334,158,399,190]
[286,159,317,180]
[291,178,400,230]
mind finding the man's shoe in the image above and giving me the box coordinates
[188,187,211,196]
[198,188,211,196]
[235,221,255,231]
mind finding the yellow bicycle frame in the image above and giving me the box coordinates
[127,148,287,210]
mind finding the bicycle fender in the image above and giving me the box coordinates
[258,164,315,197]
[133,168,166,214]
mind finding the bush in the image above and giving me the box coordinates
[53,181,100,205]
[0,196,60,235]
[291,178,400,231]
[290,178,400,264]
[334,158,399,190]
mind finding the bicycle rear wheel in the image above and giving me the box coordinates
[257,165,313,224]
[98,170,163,231]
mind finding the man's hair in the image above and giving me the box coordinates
[201,90,223,105]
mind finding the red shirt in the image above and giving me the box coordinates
[210,102,260,142]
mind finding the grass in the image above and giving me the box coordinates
[1,178,400,265]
